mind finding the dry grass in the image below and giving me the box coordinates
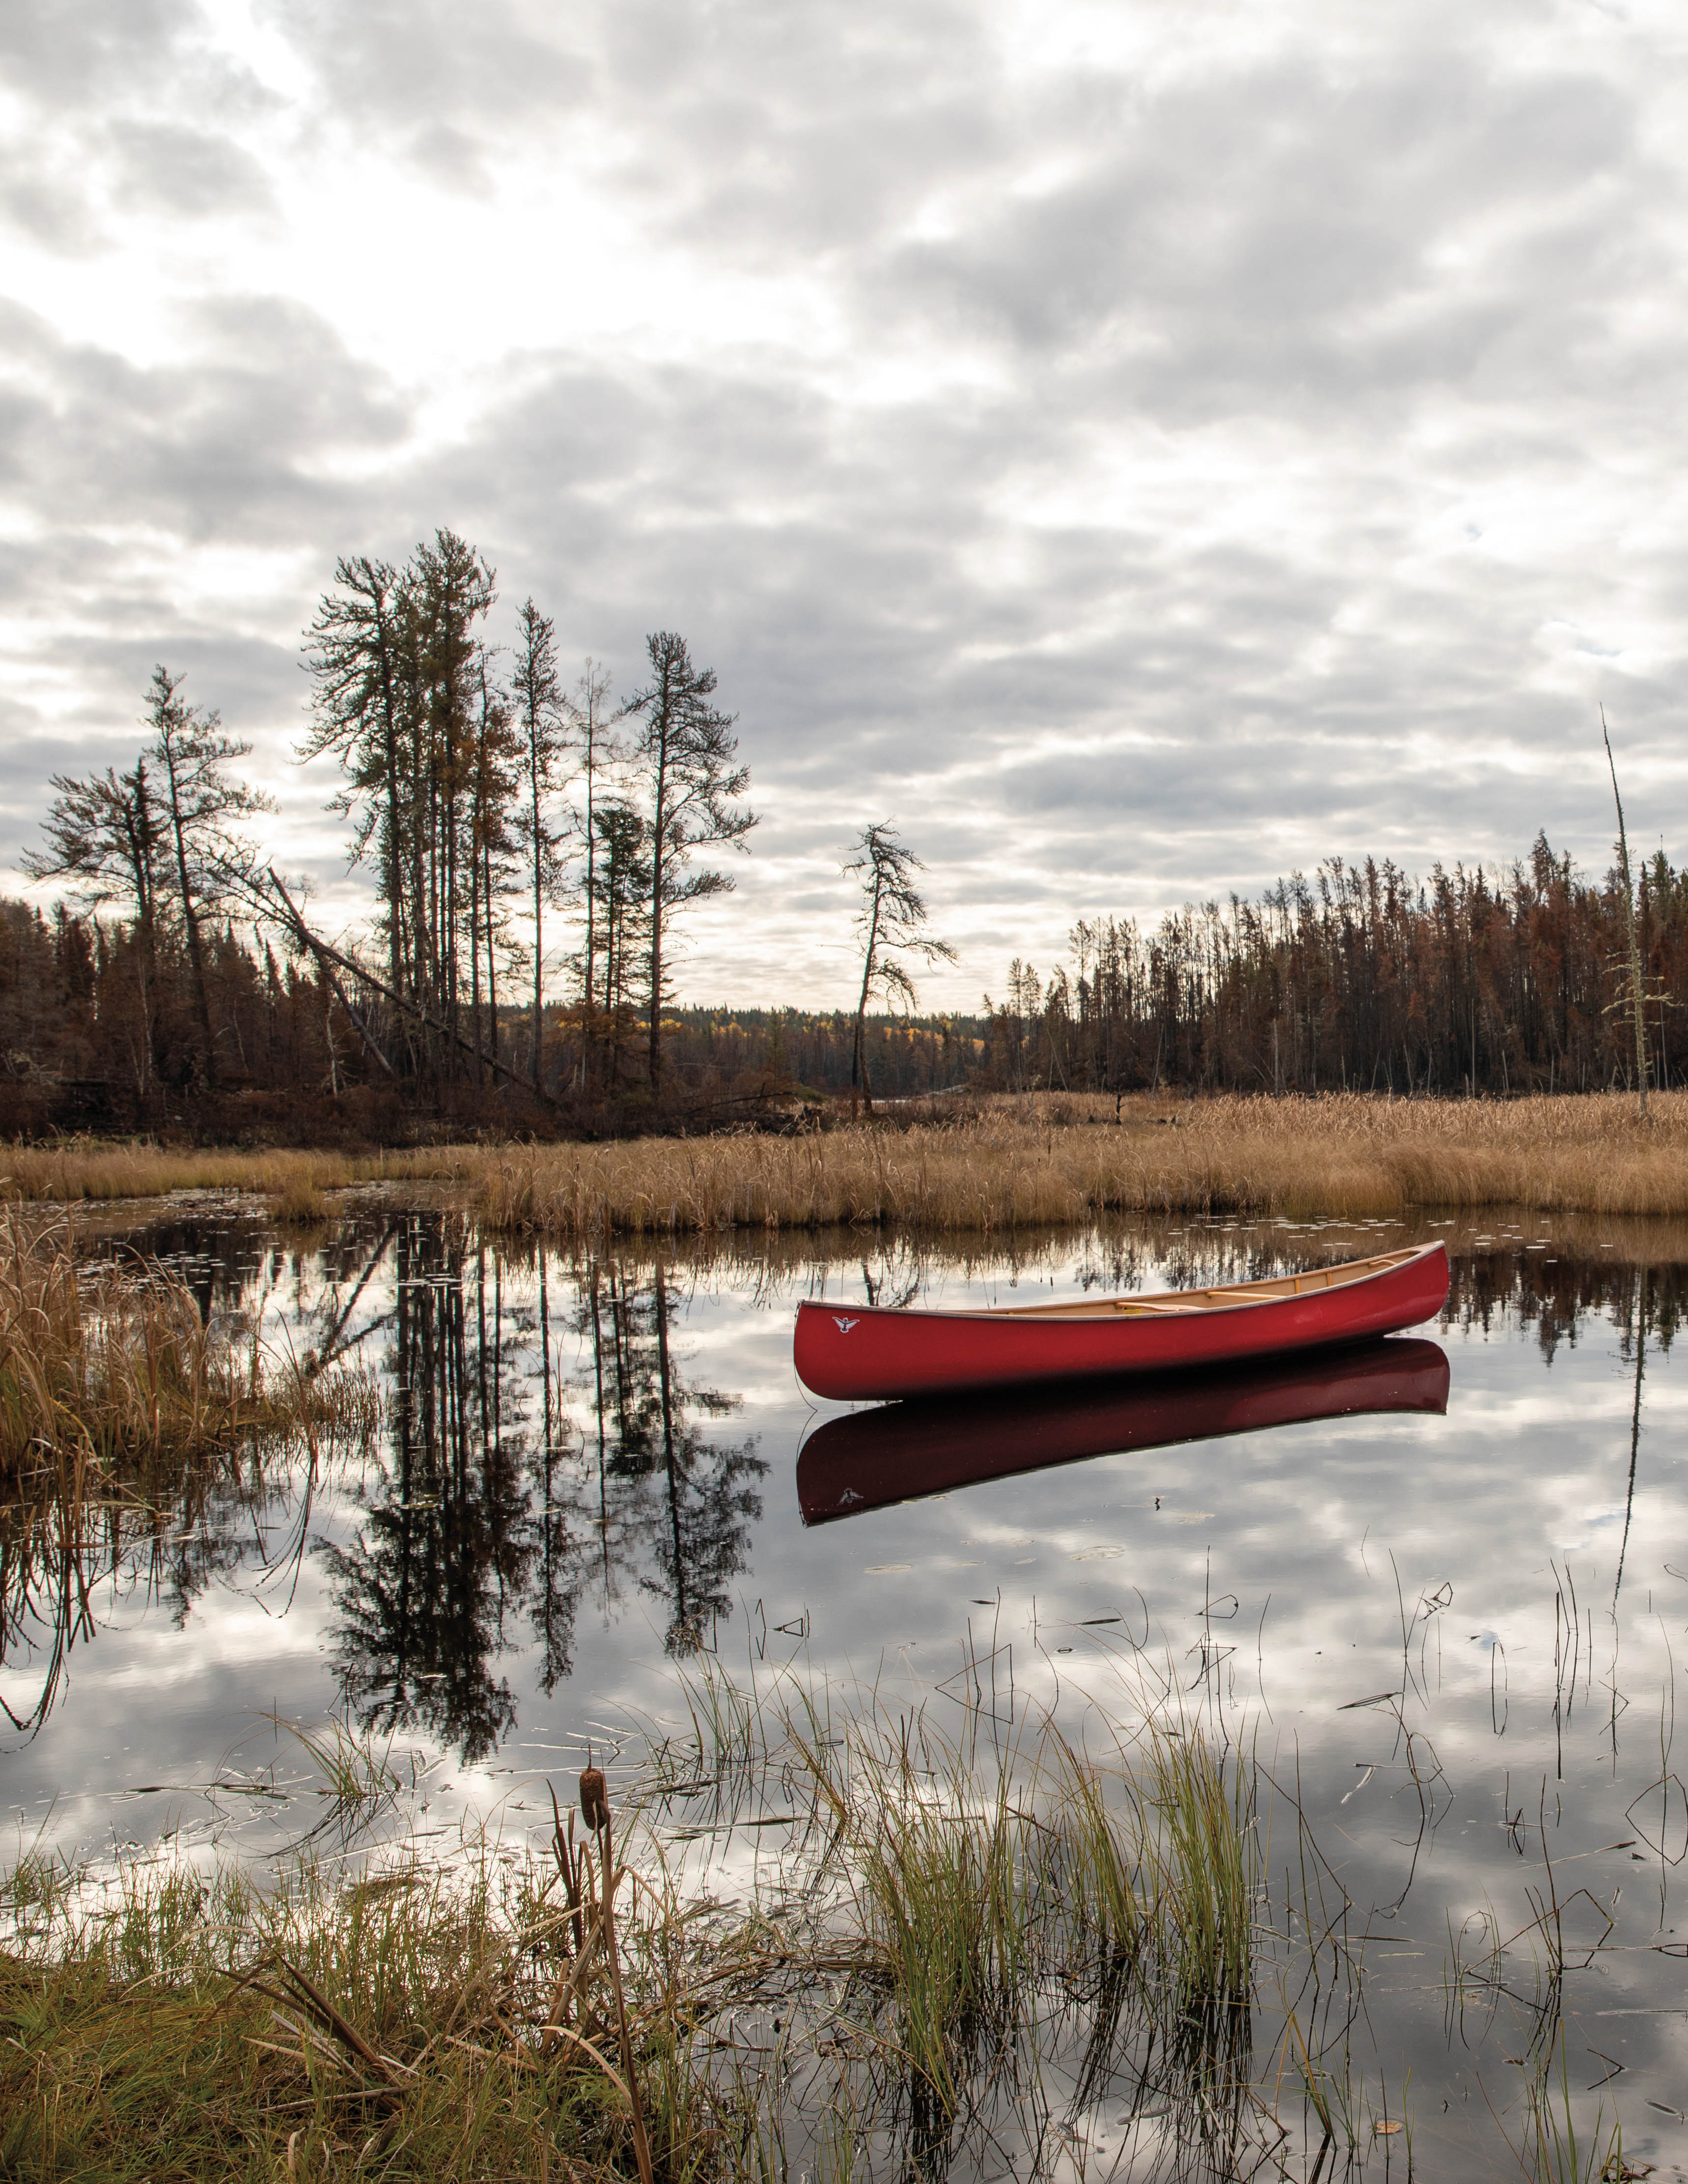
[0,1142,482,1207]
[474,1090,1688,1237]
[0,1665,1326,2184]
[11,1088,1688,1237]
[0,1206,379,1481]
[0,1209,383,1735]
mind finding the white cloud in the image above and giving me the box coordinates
[2,0,1688,1006]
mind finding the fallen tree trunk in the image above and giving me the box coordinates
[262,870,556,1106]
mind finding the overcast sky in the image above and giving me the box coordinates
[3,0,1687,1010]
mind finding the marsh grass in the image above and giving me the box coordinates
[0,1837,663,2184]
[1,1662,1366,2184]
[15,1088,1688,1235]
[0,1142,486,1206]
[268,1172,332,1225]
[0,1205,380,1480]
[0,1209,383,1732]
[276,1716,417,1843]
[641,1657,1366,2181]
[473,1090,1688,1238]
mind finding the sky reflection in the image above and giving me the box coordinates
[8,1204,1688,2170]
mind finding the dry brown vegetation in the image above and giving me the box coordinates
[0,1207,378,1480]
[8,1089,1688,1236]
[0,1141,478,1206]
[473,1090,1688,1236]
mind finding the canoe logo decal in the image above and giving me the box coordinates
[833,1315,859,1333]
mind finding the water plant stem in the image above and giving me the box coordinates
[581,1766,655,2184]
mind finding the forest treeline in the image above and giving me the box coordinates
[7,532,781,1136]
[0,894,981,1136]
[3,522,1683,1135]
[8,830,1682,1135]
[977,838,1686,1098]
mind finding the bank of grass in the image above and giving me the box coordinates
[0,1206,379,1482]
[0,1668,1347,2184]
[0,1141,478,1206]
[11,1089,1688,1235]
[475,1088,1688,1236]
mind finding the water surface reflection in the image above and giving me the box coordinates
[9,1207,1688,2171]
[797,1338,1450,1521]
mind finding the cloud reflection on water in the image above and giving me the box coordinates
[8,1208,1688,2166]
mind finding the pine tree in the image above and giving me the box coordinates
[300,556,412,1007]
[844,822,956,1113]
[509,600,569,1095]
[144,665,273,1088]
[572,659,616,1089]
[623,633,754,1090]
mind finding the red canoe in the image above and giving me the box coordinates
[798,1337,1450,1523]
[793,1241,1449,1402]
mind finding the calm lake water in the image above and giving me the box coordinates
[9,1200,1688,2177]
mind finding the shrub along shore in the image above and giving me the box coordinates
[7,1090,1688,1234]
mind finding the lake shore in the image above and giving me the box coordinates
[9,1089,1688,1233]
[1,1678,1292,2184]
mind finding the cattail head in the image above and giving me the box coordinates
[579,1765,609,1831]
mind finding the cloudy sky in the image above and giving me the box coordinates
[3,0,1686,1010]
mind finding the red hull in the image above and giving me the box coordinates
[793,1242,1448,1401]
[798,1337,1450,1523]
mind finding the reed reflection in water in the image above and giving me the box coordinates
[14,1212,1688,2169]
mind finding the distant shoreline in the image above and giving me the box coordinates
[10,1088,1688,1229]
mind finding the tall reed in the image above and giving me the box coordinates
[473,1089,1688,1237]
[0,1672,1302,2184]
[0,1207,366,1480]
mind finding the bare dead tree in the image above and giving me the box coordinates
[845,821,956,1114]
[1603,708,1650,1117]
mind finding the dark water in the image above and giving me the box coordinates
[9,1202,1688,2176]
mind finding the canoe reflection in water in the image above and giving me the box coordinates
[796,1338,1450,1524]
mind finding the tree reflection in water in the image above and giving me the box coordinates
[569,1259,766,1657]
[322,1213,535,1762]
[322,1218,765,1761]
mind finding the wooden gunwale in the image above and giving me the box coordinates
[932,1245,1425,1322]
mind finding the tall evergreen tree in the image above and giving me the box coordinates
[144,666,273,1088]
[300,556,411,1007]
[572,658,615,1088]
[509,600,569,1096]
[468,655,521,1079]
[300,533,499,1091]
[623,633,755,1089]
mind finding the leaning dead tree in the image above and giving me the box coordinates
[258,869,554,1103]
